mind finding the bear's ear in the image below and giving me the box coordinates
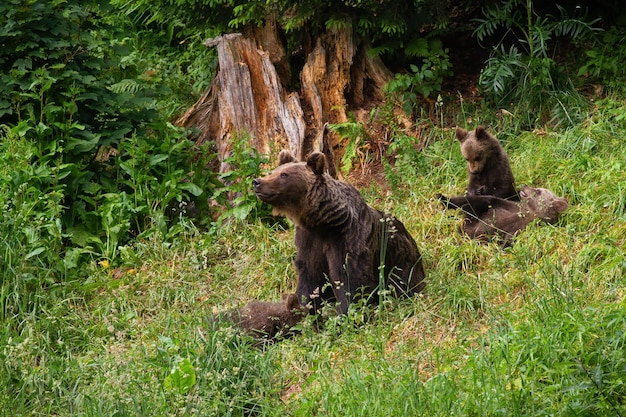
[455,127,468,142]
[475,126,488,141]
[552,197,569,213]
[278,150,297,166]
[306,152,326,176]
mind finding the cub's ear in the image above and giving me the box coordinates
[283,293,301,311]
[306,152,326,176]
[278,150,297,166]
[553,197,569,213]
[474,126,488,141]
[455,127,468,142]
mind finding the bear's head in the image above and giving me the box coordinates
[519,185,569,222]
[252,150,327,224]
[456,126,495,175]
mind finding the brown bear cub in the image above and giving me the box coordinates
[438,185,568,245]
[224,293,308,340]
[253,150,425,315]
[456,126,518,200]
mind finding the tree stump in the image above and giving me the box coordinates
[176,32,305,172]
[176,20,392,176]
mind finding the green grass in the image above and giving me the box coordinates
[1,98,626,416]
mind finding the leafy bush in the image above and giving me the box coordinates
[579,27,626,92]
[0,127,70,321]
[69,124,216,259]
[212,132,273,226]
[0,0,218,266]
[386,42,452,116]
[108,0,220,117]
[474,0,600,126]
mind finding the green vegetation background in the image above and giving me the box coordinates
[1,0,625,415]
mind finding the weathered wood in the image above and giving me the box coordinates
[176,32,305,171]
[176,21,393,175]
[300,26,355,158]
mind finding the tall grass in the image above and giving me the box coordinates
[1,97,625,416]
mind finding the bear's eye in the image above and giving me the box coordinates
[280,172,288,179]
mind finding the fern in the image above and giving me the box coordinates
[479,46,523,96]
[110,78,142,94]
[327,120,368,175]
[474,0,600,126]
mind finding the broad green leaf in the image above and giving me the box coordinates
[179,182,203,196]
[163,357,196,395]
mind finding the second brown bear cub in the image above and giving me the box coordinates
[456,126,518,200]
[438,185,569,245]
[253,150,425,315]
[233,293,308,339]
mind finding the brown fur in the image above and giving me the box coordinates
[439,185,568,245]
[229,293,307,339]
[456,126,518,200]
[253,150,426,315]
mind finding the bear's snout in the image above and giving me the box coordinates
[252,178,272,201]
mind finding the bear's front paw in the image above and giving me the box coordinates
[436,193,450,206]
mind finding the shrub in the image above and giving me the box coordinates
[474,0,600,126]
[0,0,217,265]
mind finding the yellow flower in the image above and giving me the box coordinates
[98,259,110,269]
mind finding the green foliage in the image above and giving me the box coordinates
[71,124,216,260]
[0,0,151,142]
[0,0,217,262]
[162,354,197,395]
[212,132,273,226]
[328,118,371,175]
[0,127,70,321]
[109,0,219,116]
[386,47,452,115]
[0,0,220,341]
[579,27,626,92]
[474,0,601,126]
[115,0,453,77]
[385,132,430,189]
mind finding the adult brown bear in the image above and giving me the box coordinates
[253,150,425,315]
[456,126,518,200]
[438,185,568,245]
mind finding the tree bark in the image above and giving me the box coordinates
[176,20,392,175]
[176,32,305,172]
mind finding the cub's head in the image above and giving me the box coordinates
[239,293,307,339]
[280,293,308,325]
[519,185,569,222]
[252,150,327,223]
[456,126,495,175]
